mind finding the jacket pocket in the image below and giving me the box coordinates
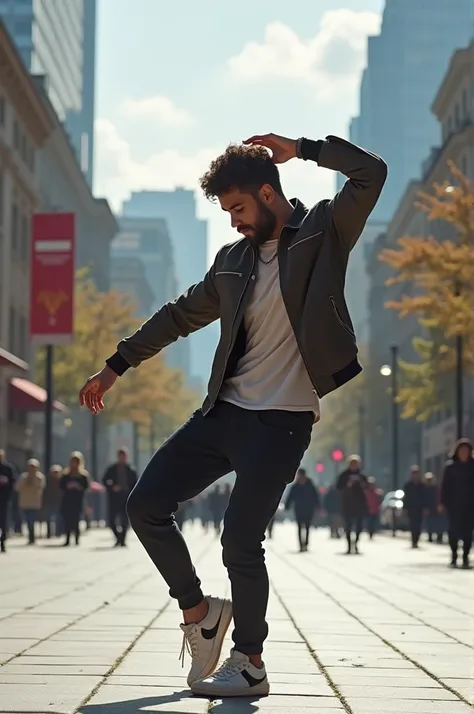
[329,295,355,338]
[215,270,243,277]
[287,231,323,252]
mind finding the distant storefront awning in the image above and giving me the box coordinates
[0,347,28,371]
[9,377,68,413]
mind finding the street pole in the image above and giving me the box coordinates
[391,344,399,493]
[132,422,139,470]
[44,345,54,474]
[358,401,365,465]
[90,413,98,479]
[455,281,464,438]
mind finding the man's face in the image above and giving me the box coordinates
[117,451,127,464]
[219,187,277,246]
[411,470,420,482]
[349,460,360,472]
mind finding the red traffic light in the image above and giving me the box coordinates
[315,462,325,473]
[331,448,344,462]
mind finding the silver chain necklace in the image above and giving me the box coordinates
[258,250,278,266]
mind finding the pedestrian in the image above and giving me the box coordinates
[285,468,320,552]
[80,131,386,696]
[440,438,474,569]
[402,465,427,549]
[42,464,63,539]
[423,472,443,544]
[0,449,15,553]
[324,483,342,538]
[208,485,227,536]
[365,477,383,539]
[337,455,369,554]
[16,459,45,545]
[103,448,137,547]
[60,452,89,546]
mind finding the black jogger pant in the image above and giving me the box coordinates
[408,512,423,547]
[127,401,313,656]
[297,519,312,550]
[108,496,129,544]
[448,518,474,559]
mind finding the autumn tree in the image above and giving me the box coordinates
[379,163,474,420]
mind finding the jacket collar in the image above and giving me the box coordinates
[285,198,308,229]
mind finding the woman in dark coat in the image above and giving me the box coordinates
[440,438,474,569]
[285,468,321,552]
[337,455,368,554]
[60,452,89,546]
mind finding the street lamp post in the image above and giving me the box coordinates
[358,401,366,465]
[454,280,464,439]
[380,344,399,493]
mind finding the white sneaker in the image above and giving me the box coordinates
[191,648,270,697]
[179,596,232,686]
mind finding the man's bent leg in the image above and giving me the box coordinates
[127,406,233,686]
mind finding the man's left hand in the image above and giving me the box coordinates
[243,134,297,164]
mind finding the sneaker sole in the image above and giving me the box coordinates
[187,599,233,686]
[192,679,270,697]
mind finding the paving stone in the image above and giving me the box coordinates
[79,685,209,712]
[339,684,458,700]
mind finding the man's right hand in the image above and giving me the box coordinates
[79,365,117,414]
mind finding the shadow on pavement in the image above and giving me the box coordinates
[79,690,192,714]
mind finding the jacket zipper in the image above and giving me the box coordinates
[279,247,321,398]
[329,295,355,337]
[216,271,243,277]
[205,250,256,413]
[287,231,323,251]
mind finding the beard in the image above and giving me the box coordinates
[239,200,277,246]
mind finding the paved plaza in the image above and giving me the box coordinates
[0,522,473,713]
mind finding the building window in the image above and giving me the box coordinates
[11,203,18,253]
[13,120,19,150]
[0,96,5,127]
[0,171,3,227]
[18,315,27,360]
[8,305,16,354]
[454,103,460,129]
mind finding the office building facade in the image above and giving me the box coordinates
[0,0,96,186]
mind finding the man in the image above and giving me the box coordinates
[402,465,427,549]
[440,438,474,568]
[102,449,137,547]
[80,132,386,697]
[423,472,443,544]
[0,449,15,553]
[336,455,369,554]
[285,468,320,552]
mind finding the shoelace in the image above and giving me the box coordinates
[212,657,245,681]
[179,625,198,668]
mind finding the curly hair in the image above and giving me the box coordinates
[199,143,283,201]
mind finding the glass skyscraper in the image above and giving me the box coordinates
[349,0,473,223]
[0,0,96,186]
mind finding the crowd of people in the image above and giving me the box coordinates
[0,447,137,553]
[1,440,473,569]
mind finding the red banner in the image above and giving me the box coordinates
[30,213,75,344]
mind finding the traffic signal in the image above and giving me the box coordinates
[315,462,325,473]
[331,448,344,463]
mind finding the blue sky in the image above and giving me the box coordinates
[94,0,384,260]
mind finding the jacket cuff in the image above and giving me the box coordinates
[300,138,323,163]
[106,351,131,377]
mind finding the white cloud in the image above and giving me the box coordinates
[94,118,338,260]
[120,96,194,126]
[228,10,381,99]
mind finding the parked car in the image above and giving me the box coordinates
[380,490,409,531]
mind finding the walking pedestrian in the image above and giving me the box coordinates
[402,466,427,549]
[16,459,45,545]
[80,131,386,696]
[365,477,383,539]
[337,455,369,554]
[440,438,474,569]
[208,485,227,536]
[60,452,89,546]
[42,465,63,539]
[103,448,137,547]
[423,472,443,544]
[324,483,342,538]
[285,468,320,552]
[0,449,15,553]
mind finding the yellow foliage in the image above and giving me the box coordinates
[379,163,474,420]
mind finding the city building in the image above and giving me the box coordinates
[110,256,154,319]
[112,217,190,376]
[0,0,96,186]
[122,189,217,387]
[348,0,473,224]
[0,21,58,466]
[366,38,474,483]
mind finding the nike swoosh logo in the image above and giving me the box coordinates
[241,669,267,687]
[201,611,222,640]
